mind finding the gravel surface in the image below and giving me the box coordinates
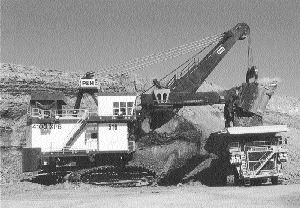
[2,183,300,208]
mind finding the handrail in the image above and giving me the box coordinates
[252,152,269,170]
[55,109,89,118]
[254,151,275,175]
[166,57,200,88]
[30,108,137,120]
[251,151,275,174]
[179,59,198,79]
[30,108,89,119]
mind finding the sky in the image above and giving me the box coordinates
[1,0,299,97]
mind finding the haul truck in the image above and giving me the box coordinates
[212,125,288,186]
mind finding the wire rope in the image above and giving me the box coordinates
[96,34,223,75]
[102,35,221,71]
[139,41,216,95]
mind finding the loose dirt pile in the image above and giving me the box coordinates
[130,82,300,185]
[280,128,300,183]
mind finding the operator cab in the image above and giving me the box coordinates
[97,93,137,119]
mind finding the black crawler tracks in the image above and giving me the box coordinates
[28,165,156,187]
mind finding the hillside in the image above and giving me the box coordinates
[0,63,299,185]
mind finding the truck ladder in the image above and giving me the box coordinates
[64,111,89,150]
[253,151,275,175]
[241,152,247,176]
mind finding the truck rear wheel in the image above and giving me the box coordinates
[251,179,262,186]
[243,177,251,186]
[271,176,279,185]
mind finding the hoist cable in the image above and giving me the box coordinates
[103,36,223,77]
[97,37,221,75]
[99,35,222,75]
[96,34,223,75]
[100,34,221,71]
[138,41,216,96]
[116,41,218,75]
[247,34,253,69]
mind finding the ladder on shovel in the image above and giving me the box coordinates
[63,111,89,150]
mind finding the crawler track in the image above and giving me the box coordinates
[71,166,156,187]
[29,165,156,187]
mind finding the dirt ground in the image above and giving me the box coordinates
[1,183,300,208]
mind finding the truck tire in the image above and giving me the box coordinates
[271,176,279,185]
[243,177,251,186]
[226,174,236,186]
[251,179,262,186]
